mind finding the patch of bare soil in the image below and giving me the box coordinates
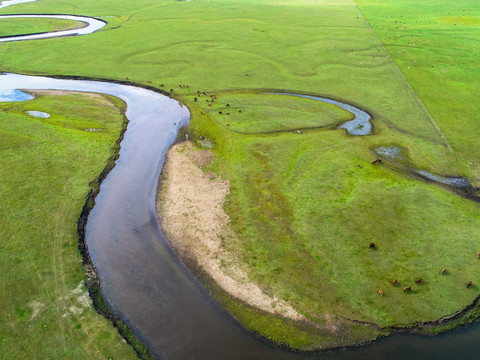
[157,141,303,321]
[24,89,120,110]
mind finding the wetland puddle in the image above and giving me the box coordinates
[26,110,50,118]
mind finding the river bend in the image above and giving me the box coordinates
[1,5,480,360]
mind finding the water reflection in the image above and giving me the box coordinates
[26,110,50,118]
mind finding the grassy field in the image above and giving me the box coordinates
[0,17,85,37]
[0,91,137,358]
[356,0,480,186]
[0,0,479,353]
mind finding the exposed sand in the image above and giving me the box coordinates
[157,141,303,321]
[25,89,120,111]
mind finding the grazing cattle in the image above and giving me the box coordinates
[160,84,164,87]
[477,251,480,259]
[226,104,230,107]
[371,158,383,165]
[208,104,212,107]
[225,123,230,127]
[415,278,422,284]
[377,289,384,296]
[467,281,472,288]
[170,89,174,93]
[403,286,411,292]
[442,268,446,275]
[239,110,242,113]
[125,77,129,80]
[147,80,152,83]
[226,113,230,116]
[199,135,205,140]
[194,98,198,102]
[206,99,209,102]
[369,242,375,248]
[392,279,397,286]
[219,111,223,115]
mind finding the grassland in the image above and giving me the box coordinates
[0,0,479,354]
[0,17,85,37]
[0,91,137,358]
[355,0,480,186]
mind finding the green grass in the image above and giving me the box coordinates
[0,18,85,37]
[0,92,137,359]
[355,0,480,185]
[0,0,479,352]
[194,92,354,134]
[188,99,480,332]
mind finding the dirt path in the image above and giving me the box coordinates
[157,141,303,321]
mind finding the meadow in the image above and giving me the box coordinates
[0,17,84,37]
[0,0,479,354]
[0,91,137,358]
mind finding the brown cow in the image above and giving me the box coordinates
[369,242,375,248]
[392,279,398,286]
[415,278,423,284]
[377,289,384,296]
[403,286,411,292]
[442,268,446,275]
[467,281,472,288]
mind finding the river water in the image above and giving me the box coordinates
[1,6,479,360]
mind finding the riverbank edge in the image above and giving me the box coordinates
[0,14,90,40]
[162,115,480,352]
[74,89,153,359]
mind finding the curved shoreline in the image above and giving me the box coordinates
[157,133,480,352]
[0,14,106,42]
[2,4,480,358]
[76,98,153,360]
[3,76,475,353]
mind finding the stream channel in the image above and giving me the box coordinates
[1,3,479,359]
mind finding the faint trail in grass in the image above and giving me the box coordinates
[352,0,462,169]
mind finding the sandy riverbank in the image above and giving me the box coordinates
[157,141,303,321]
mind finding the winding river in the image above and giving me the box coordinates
[1,2,480,359]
